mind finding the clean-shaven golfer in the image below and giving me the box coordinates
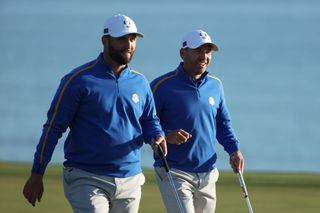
[151,29,244,213]
[23,14,166,213]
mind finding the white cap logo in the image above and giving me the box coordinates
[132,93,139,103]
[124,18,131,28]
[209,97,215,106]
[200,32,207,39]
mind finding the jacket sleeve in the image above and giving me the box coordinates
[139,82,164,144]
[32,74,81,175]
[216,82,240,155]
[150,79,163,121]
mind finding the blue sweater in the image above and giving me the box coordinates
[32,53,163,177]
[151,63,239,172]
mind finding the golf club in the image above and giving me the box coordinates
[157,145,185,213]
[237,171,254,213]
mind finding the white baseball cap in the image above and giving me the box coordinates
[181,30,218,51]
[103,14,144,38]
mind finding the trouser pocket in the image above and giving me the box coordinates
[63,167,74,185]
[210,168,219,183]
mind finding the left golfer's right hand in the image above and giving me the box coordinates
[151,135,167,156]
[229,150,244,173]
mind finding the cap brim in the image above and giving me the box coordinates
[187,42,219,51]
[211,43,219,51]
[204,43,218,51]
[108,32,144,38]
[201,43,219,52]
[133,32,144,38]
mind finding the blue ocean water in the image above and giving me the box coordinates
[1,0,319,172]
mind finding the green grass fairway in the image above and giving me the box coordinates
[1,161,319,212]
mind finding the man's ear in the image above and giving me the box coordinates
[180,48,185,60]
[101,35,108,45]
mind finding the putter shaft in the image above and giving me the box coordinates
[237,171,254,213]
[158,146,185,213]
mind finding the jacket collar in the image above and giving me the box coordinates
[97,52,131,78]
[177,62,208,85]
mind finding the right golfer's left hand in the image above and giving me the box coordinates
[165,129,192,145]
[23,173,44,207]
[151,135,167,156]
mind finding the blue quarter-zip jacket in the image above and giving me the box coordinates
[151,63,239,172]
[32,53,163,177]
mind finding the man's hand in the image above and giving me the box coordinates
[151,135,167,156]
[23,173,44,207]
[229,150,244,173]
[166,129,192,145]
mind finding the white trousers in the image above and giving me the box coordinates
[63,167,145,213]
[155,167,219,213]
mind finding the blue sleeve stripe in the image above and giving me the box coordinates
[38,59,99,164]
[152,69,179,94]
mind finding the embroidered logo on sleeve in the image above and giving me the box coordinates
[209,97,215,106]
[132,93,139,103]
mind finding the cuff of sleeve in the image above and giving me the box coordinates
[31,162,49,175]
[225,142,240,155]
[145,131,165,144]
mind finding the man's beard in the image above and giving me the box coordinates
[108,39,134,65]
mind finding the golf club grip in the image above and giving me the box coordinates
[237,171,249,197]
[157,146,170,173]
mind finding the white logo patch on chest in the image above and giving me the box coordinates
[132,93,139,103]
[209,96,215,106]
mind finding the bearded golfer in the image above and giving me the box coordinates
[23,14,166,213]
